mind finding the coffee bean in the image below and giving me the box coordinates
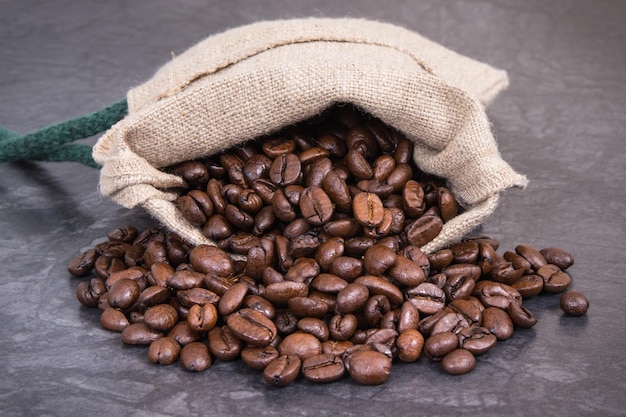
[540,247,575,270]
[167,321,201,346]
[180,341,212,372]
[100,308,130,332]
[226,308,277,347]
[241,345,280,370]
[560,291,589,316]
[404,213,443,247]
[121,323,163,345]
[263,355,301,387]
[148,337,181,365]
[207,325,243,360]
[76,278,107,307]
[189,245,232,277]
[473,281,522,310]
[352,192,384,227]
[507,303,537,328]
[481,306,514,340]
[302,353,345,383]
[68,249,98,277]
[187,303,218,332]
[537,264,572,293]
[441,349,475,375]
[336,283,369,314]
[396,329,424,362]
[143,304,179,332]
[515,244,548,271]
[457,326,497,355]
[346,350,391,385]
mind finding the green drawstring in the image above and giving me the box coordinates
[0,99,128,169]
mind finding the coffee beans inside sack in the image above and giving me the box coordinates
[70,104,588,386]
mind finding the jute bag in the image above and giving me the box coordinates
[93,18,528,254]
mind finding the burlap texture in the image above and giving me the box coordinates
[93,18,528,254]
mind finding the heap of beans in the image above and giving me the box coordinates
[68,105,588,385]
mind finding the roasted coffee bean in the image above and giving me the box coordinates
[511,274,544,298]
[241,345,280,370]
[100,308,130,332]
[346,350,391,385]
[448,298,482,326]
[481,307,514,340]
[424,331,459,361]
[274,309,299,336]
[227,308,277,347]
[537,264,572,293]
[180,341,212,372]
[217,282,249,316]
[166,270,205,290]
[279,332,323,360]
[323,169,352,212]
[443,274,476,302]
[177,288,220,308]
[107,278,140,310]
[298,186,334,226]
[328,314,358,341]
[336,283,369,314]
[321,340,354,356]
[288,296,330,318]
[76,278,107,307]
[457,326,497,355]
[265,281,308,305]
[363,244,397,275]
[205,325,241,361]
[189,245,232,277]
[397,301,420,332]
[302,353,345,383]
[507,303,537,328]
[343,236,376,256]
[285,257,320,284]
[406,283,446,315]
[167,321,201,346]
[540,247,575,270]
[431,310,471,335]
[329,256,363,282]
[68,249,98,277]
[396,329,424,363]
[94,256,126,280]
[503,251,534,274]
[428,249,454,271]
[263,355,301,387]
[315,237,344,272]
[355,275,404,307]
[143,304,179,332]
[441,349,475,375]
[171,160,209,185]
[148,337,181,365]
[352,192,384,227]
[515,244,548,271]
[490,261,525,285]
[388,256,425,287]
[404,213,443,247]
[437,187,459,223]
[473,281,522,309]
[121,322,163,345]
[187,303,218,332]
[294,318,329,342]
[241,294,276,320]
[402,180,426,218]
[560,291,589,316]
[363,295,392,327]
[386,163,413,192]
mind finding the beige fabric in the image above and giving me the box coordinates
[93,17,528,254]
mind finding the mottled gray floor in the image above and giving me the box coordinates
[1,1,625,416]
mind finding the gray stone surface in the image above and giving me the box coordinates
[1,1,625,416]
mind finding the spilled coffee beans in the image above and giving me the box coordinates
[68,105,588,386]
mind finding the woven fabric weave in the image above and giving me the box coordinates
[93,18,528,253]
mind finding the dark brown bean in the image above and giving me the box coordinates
[560,291,589,316]
[180,341,212,372]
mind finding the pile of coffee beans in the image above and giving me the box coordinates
[68,105,588,385]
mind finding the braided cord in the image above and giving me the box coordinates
[0,99,127,168]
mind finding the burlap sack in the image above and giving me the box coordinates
[93,17,528,255]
